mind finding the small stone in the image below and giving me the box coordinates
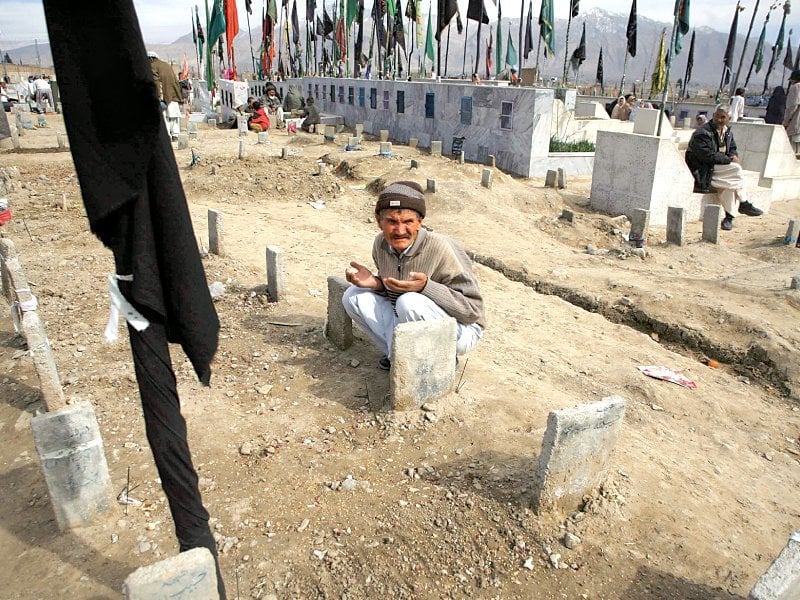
[297,519,310,532]
[618,296,632,306]
[549,553,561,568]
[763,452,774,461]
[135,541,152,554]
[349,359,361,368]
[586,245,597,255]
[239,442,253,456]
[424,412,438,423]
[208,281,226,298]
[257,384,273,396]
[650,404,664,411]
[341,477,357,491]
[325,426,337,434]
[523,557,535,571]
[421,403,436,412]
[563,533,581,549]
[111,533,119,543]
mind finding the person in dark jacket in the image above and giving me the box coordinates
[765,86,787,125]
[685,105,763,231]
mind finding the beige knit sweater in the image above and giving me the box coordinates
[371,228,486,329]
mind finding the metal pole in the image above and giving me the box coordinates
[445,21,452,76]
[561,13,573,85]
[474,19,483,74]
[619,52,629,95]
[462,19,470,76]
[657,8,681,137]
[518,0,524,77]
[730,0,760,94]
[246,7,258,75]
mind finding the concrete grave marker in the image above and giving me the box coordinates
[355,123,364,137]
[545,169,558,188]
[389,318,457,411]
[207,118,217,128]
[557,167,567,189]
[430,140,442,156]
[187,121,198,137]
[348,136,359,147]
[749,531,800,600]
[629,208,650,248]
[379,142,392,155]
[785,219,800,245]
[238,139,245,159]
[457,151,465,164]
[410,159,420,169]
[237,115,248,136]
[532,396,627,514]
[324,125,336,141]
[257,132,269,144]
[409,138,418,149]
[123,547,218,600]
[22,311,65,411]
[324,276,353,350]
[666,206,686,246]
[682,117,692,129]
[702,204,723,244]
[177,134,189,150]
[208,209,224,256]
[178,117,187,132]
[56,132,65,149]
[30,402,112,530]
[481,169,493,189]
[426,179,436,193]
[487,154,496,168]
[791,275,800,290]
[560,209,574,223]
[380,129,389,142]
[281,147,290,159]
[266,246,285,302]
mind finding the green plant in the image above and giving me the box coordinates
[549,137,596,152]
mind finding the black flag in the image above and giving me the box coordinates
[722,6,739,84]
[316,14,324,36]
[784,37,794,70]
[569,22,586,71]
[355,0,365,65]
[291,0,300,44]
[596,46,604,92]
[323,5,334,36]
[467,0,489,23]
[569,0,579,18]
[373,0,386,49]
[437,0,458,35]
[245,0,252,13]
[626,0,636,57]
[405,0,416,20]
[393,8,406,49]
[523,0,534,59]
[684,30,695,87]
[307,0,315,20]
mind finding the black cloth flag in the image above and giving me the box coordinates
[523,0,534,59]
[722,5,739,84]
[596,46,604,91]
[626,0,636,57]
[685,30,695,85]
[405,0,417,21]
[41,0,225,598]
[292,0,300,44]
[569,22,586,72]
[307,0,316,20]
[784,37,794,70]
[323,5,335,36]
[569,0,578,19]
[467,0,488,24]
[437,0,458,34]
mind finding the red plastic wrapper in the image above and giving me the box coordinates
[0,209,11,225]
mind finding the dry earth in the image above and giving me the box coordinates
[1,115,800,600]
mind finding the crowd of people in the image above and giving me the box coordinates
[232,83,320,134]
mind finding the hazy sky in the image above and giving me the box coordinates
[1,0,797,49]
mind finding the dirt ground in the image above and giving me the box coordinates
[1,114,800,600]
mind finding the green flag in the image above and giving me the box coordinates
[674,0,690,55]
[651,30,666,94]
[205,0,215,90]
[753,20,767,73]
[495,1,502,76]
[387,0,396,18]
[208,0,226,46]
[424,8,434,63]
[505,29,517,66]
[346,0,358,26]
[267,0,278,21]
[538,0,554,57]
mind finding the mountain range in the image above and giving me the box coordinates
[4,8,794,94]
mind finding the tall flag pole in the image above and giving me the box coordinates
[536,0,554,83]
[681,29,695,98]
[730,0,760,97]
[744,4,775,89]
[763,1,790,95]
[561,0,578,85]
[568,21,585,86]
[619,0,636,95]
[244,0,258,75]
[496,0,502,78]
[424,1,434,74]
[470,0,488,77]
[783,32,793,83]
[406,0,417,74]
[596,47,604,94]
[656,0,689,137]
[717,2,743,101]
[517,0,524,77]
[436,0,458,76]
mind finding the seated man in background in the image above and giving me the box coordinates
[342,181,485,369]
[264,84,284,128]
[685,105,763,230]
[300,97,320,132]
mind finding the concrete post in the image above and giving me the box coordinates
[379,142,392,155]
[208,210,224,256]
[324,276,353,350]
[0,237,18,304]
[123,547,218,600]
[409,138,418,149]
[544,170,557,188]
[748,531,800,600]
[557,167,567,189]
[389,318,457,411]
[30,402,113,530]
[237,115,248,136]
[11,128,20,149]
[457,151,465,164]
[56,132,65,149]
[410,159,420,169]
[702,205,723,244]
[355,124,364,137]
[348,136,359,146]
[266,246,285,302]
[207,118,217,128]
[22,311,65,411]
[380,129,389,142]
[629,208,650,248]
[532,396,627,514]
[281,147,289,159]
[785,219,800,245]
[257,132,269,144]
[177,134,189,150]
[666,206,686,246]
[481,169,493,189]
[430,141,442,156]
[318,163,328,175]
[187,122,198,137]
[487,155,496,168]
[791,275,800,290]
[238,140,245,160]
[426,179,436,193]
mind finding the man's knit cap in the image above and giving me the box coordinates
[791,69,800,82]
[375,181,426,218]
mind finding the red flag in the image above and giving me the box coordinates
[485,34,492,79]
[224,0,239,68]
[180,53,190,79]
[335,17,347,60]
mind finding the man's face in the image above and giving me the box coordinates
[268,89,276,97]
[713,110,730,129]
[378,208,423,253]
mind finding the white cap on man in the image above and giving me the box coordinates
[147,51,159,59]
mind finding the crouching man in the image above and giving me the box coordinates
[685,105,763,230]
[342,181,485,369]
